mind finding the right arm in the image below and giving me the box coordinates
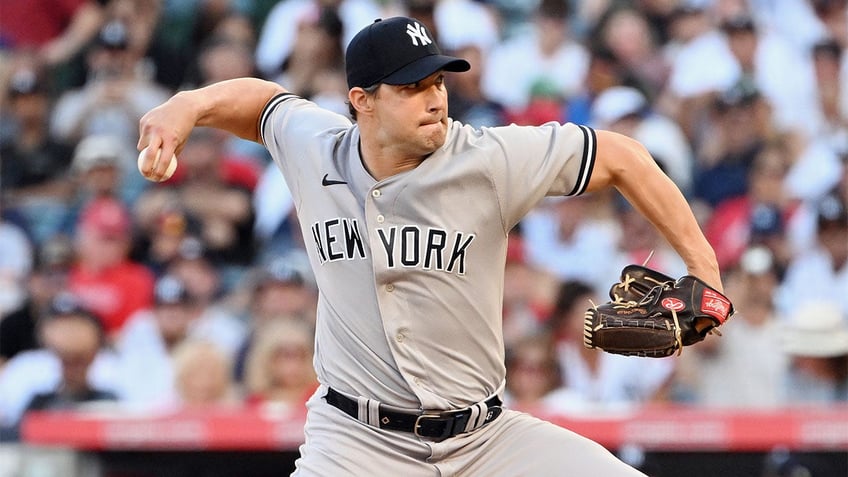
[137,78,286,181]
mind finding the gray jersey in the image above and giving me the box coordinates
[260,93,596,410]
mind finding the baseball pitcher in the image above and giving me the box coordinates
[138,16,730,476]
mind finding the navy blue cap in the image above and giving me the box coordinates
[345,17,470,89]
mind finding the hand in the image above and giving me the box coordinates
[137,92,199,180]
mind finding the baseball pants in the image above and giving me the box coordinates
[291,385,647,476]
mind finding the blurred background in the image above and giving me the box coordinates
[0,0,846,476]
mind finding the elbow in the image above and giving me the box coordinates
[592,130,659,189]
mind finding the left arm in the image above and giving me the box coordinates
[586,130,722,292]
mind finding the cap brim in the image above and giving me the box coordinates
[381,55,470,86]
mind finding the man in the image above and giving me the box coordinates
[139,16,723,476]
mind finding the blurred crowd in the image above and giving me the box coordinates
[0,0,846,446]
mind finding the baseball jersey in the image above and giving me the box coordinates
[260,93,596,410]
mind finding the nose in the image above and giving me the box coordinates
[425,84,446,113]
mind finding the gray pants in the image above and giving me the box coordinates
[292,386,647,476]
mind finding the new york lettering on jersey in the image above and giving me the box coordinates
[310,218,474,275]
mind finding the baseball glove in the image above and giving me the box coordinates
[584,269,734,358]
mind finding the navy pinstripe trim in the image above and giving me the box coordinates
[567,125,597,196]
[259,92,299,141]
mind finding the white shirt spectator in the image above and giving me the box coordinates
[0,349,120,428]
[690,315,788,407]
[0,221,33,315]
[556,342,675,406]
[254,0,382,78]
[777,247,848,319]
[520,199,620,293]
[666,29,739,98]
[481,29,589,110]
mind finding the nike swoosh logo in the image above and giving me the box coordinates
[322,174,347,186]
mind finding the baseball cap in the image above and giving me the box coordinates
[816,193,848,229]
[154,275,193,306]
[7,68,46,97]
[345,17,470,89]
[780,302,848,357]
[96,20,129,50]
[256,257,305,288]
[78,197,131,238]
[72,134,125,173]
[591,86,647,127]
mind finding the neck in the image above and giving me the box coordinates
[358,136,426,181]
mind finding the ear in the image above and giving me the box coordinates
[349,87,375,116]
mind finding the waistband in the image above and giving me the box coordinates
[324,387,503,440]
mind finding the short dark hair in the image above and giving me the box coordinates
[347,83,380,120]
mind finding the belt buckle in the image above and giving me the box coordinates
[414,412,453,440]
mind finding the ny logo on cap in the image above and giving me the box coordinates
[405,22,432,46]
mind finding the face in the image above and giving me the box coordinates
[366,72,450,158]
[42,316,101,391]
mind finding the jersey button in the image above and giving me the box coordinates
[395,332,404,343]
[376,214,385,223]
[371,189,382,198]
[386,283,394,292]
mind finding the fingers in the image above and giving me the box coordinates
[137,110,181,181]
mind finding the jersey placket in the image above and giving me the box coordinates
[365,182,433,401]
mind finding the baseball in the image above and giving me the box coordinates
[138,146,177,182]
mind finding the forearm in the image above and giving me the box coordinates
[172,78,286,142]
[588,131,722,290]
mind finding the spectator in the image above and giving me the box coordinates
[565,45,627,125]
[783,39,847,202]
[660,2,739,141]
[115,273,242,407]
[446,42,506,128]
[501,232,557,349]
[0,212,33,318]
[719,12,814,138]
[608,197,688,280]
[0,61,75,244]
[693,78,770,209]
[779,301,848,403]
[520,195,620,293]
[594,6,670,99]
[243,320,318,413]
[0,294,119,440]
[67,196,154,337]
[503,332,583,416]
[703,141,798,271]
[19,296,117,416]
[677,246,789,407]
[252,162,301,262]
[481,0,589,114]
[234,255,317,381]
[62,133,143,234]
[254,0,379,80]
[590,85,694,194]
[778,191,848,318]
[547,280,675,408]
[134,127,259,283]
[273,6,346,102]
[0,0,107,68]
[172,339,238,408]
[49,19,171,145]
[0,235,74,366]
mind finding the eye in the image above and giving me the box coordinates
[435,74,445,86]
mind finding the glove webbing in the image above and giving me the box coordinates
[611,272,674,303]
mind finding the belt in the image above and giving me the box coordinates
[324,387,503,440]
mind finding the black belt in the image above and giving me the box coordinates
[324,387,503,440]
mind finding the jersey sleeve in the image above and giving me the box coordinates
[474,121,597,228]
[258,93,352,181]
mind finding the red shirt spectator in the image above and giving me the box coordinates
[68,197,154,336]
